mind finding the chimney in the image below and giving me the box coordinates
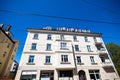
[6,25,11,31]
[0,24,4,28]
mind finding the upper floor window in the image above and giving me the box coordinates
[87,45,92,52]
[45,56,51,63]
[46,44,51,50]
[3,52,7,57]
[77,56,81,63]
[61,55,68,63]
[47,34,52,40]
[28,55,34,63]
[73,35,77,41]
[7,43,10,48]
[75,45,79,51]
[90,56,95,63]
[31,43,37,50]
[84,36,88,42]
[33,33,38,39]
[60,35,64,40]
[100,57,105,63]
[60,42,67,49]
[93,37,97,42]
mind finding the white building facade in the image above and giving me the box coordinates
[15,27,120,80]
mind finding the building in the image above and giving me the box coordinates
[0,24,19,78]
[9,60,19,78]
[15,27,119,80]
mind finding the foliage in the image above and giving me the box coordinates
[106,42,120,75]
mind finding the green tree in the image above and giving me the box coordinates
[106,42,120,75]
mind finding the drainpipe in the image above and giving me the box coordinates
[71,44,78,80]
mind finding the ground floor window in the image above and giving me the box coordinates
[40,70,54,80]
[59,70,73,77]
[20,75,36,80]
[20,70,37,80]
[89,70,100,80]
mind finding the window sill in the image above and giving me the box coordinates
[56,39,71,42]
[26,63,35,65]
[46,49,52,51]
[33,38,39,40]
[77,63,84,65]
[88,51,93,52]
[60,48,69,50]
[47,39,53,40]
[44,63,52,65]
[73,40,79,42]
[75,50,81,52]
[91,63,98,65]
[30,49,37,51]
[61,62,71,64]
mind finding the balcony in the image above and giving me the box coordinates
[102,62,115,72]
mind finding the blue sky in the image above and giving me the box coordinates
[0,0,120,63]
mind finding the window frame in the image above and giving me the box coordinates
[46,43,52,50]
[60,35,64,40]
[61,55,68,63]
[90,56,95,63]
[77,56,81,63]
[73,35,77,41]
[28,55,34,63]
[31,43,37,50]
[89,70,100,80]
[75,45,79,51]
[45,56,51,63]
[84,36,88,42]
[33,33,38,39]
[60,42,67,49]
[87,45,92,52]
[47,34,52,40]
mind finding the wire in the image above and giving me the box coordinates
[81,0,120,16]
[0,9,120,24]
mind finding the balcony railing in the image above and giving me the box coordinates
[95,42,102,46]
[59,77,73,80]
[101,62,112,67]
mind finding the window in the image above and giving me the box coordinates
[33,33,38,39]
[87,45,92,52]
[73,35,77,41]
[3,52,7,57]
[45,56,51,63]
[60,43,67,49]
[60,35,64,40]
[14,48,17,52]
[31,43,37,50]
[75,45,79,51]
[46,44,51,50]
[93,37,97,42]
[7,43,10,48]
[47,34,52,40]
[77,56,81,63]
[11,55,14,60]
[61,55,68,63]
[89,70,100,80]
[90,56,95,63]
[84,36,88,42]
[28,55,34,63]
[100,57,105,63]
